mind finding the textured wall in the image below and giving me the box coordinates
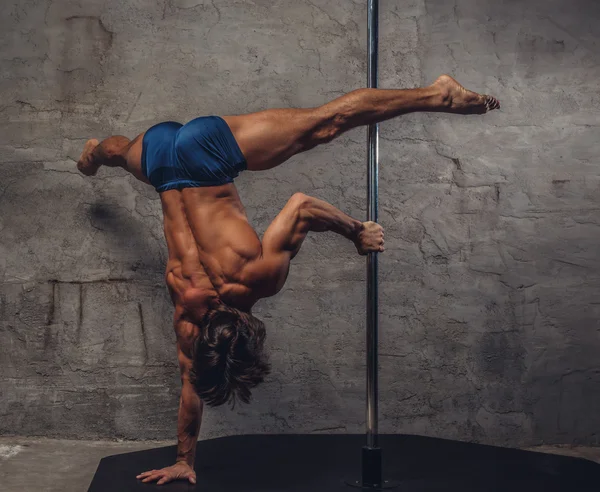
[1,0,599,447]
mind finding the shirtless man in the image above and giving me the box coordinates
[77,75,499,485]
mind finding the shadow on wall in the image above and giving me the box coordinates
[87,202,165,278]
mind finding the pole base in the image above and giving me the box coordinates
[344,479,400,490]
[344,446,400,490]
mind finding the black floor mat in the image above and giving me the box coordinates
[88,434,600,491]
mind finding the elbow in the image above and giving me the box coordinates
[289,192,312,211]
[289,192,314,221]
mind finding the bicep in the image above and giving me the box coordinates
[262,193,310,258]
[242,194,310,297]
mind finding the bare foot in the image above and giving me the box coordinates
[433,74,500,115]
[77,139,100,176]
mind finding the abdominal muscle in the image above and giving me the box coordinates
[160,184,262,320]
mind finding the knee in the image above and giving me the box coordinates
[309,113,345,146]
[327,113,347,141]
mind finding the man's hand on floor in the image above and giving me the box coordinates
[136,461,196,485]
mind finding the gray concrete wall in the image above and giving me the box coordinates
[1,0,599,447]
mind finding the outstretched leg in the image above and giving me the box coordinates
[223,75,500,171]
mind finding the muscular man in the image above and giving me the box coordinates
[77,75,499,485]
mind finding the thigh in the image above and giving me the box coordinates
[124,133,152,185]
[223,107,330,171]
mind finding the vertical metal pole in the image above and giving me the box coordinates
[366,0,380,452]
[348,4,397,487]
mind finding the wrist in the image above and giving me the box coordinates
[351,220,364,242]
[175,458,194,468]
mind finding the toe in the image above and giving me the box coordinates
[482,96,490,113]
[483,95,499,113]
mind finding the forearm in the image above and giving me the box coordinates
[299,195,362,241]
[295,196,384,258]
[262,193,362,261]
[175,382,204,467]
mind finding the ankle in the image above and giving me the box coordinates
[431,84,452,109]
[103,137,131,168]
[77,158,100,176]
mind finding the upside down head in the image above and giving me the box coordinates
[190,305,271,408]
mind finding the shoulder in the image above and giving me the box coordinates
[216,282,258,312]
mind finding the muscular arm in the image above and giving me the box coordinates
[137,331,202,485]
[176,346,204,467]
[242,192,384,298]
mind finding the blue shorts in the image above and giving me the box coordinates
[141,116,247,192]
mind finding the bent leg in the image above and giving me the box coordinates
[77,134,150,185]
[223,75,499,171]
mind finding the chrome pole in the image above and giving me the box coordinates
[347,3,397,487]
[366,0,380,451]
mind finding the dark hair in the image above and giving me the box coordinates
[189,305,271,408]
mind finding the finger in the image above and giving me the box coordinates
[142,473,163,483]
[157,476,172,485]
[136,471,155,479]
[189,475,197,484]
